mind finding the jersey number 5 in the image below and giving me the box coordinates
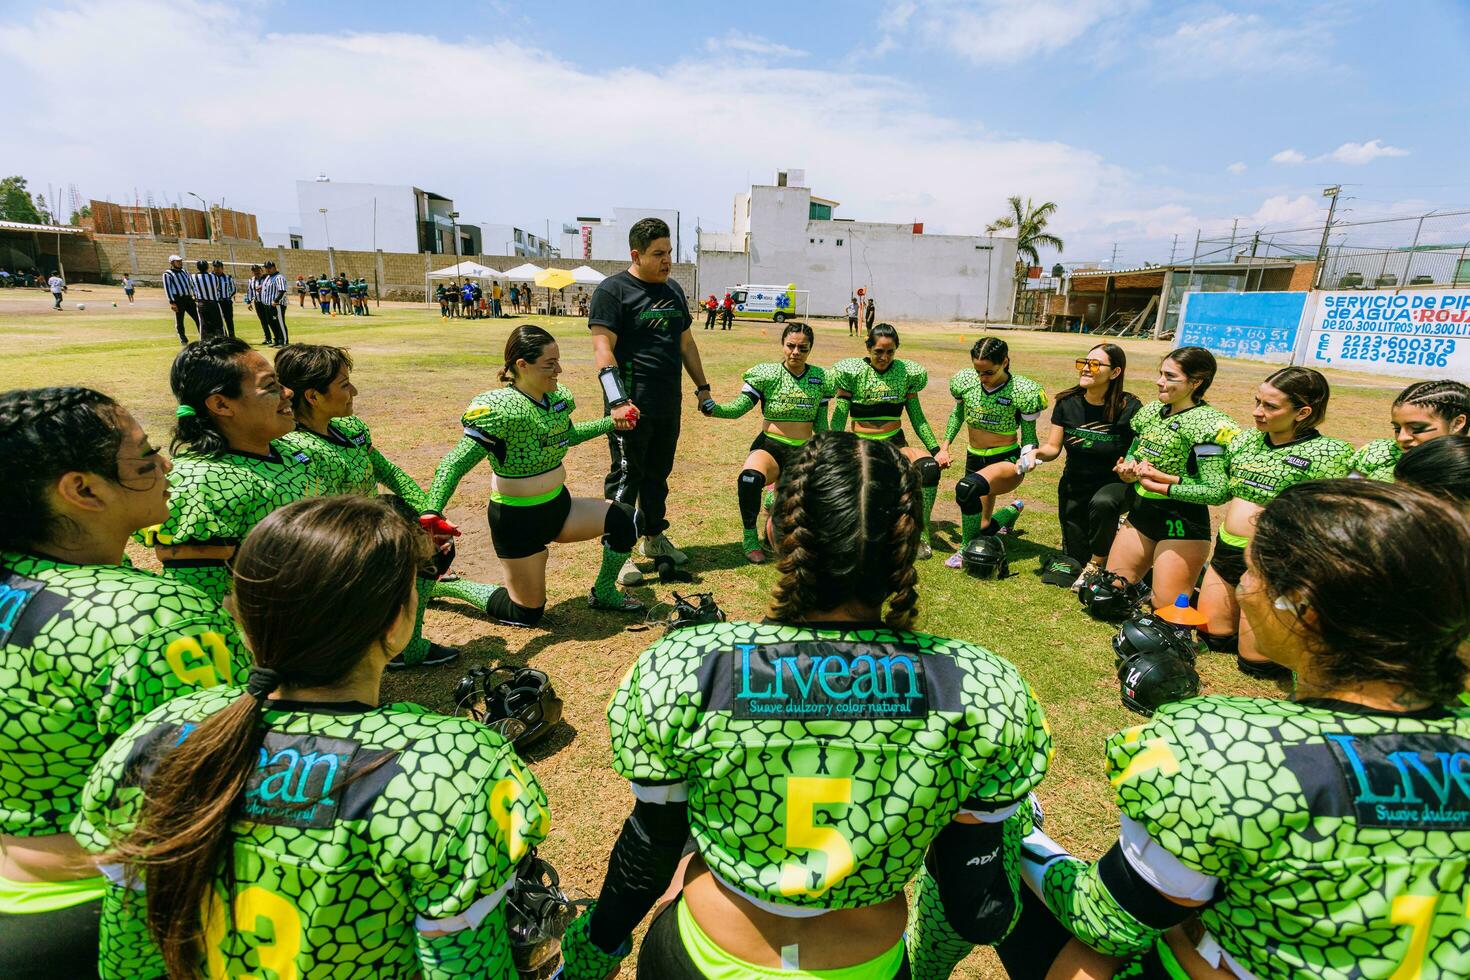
[778,776,856,899]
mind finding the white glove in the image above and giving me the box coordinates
[1016,444,1040,474]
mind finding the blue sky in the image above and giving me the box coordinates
[5,0,1466,264]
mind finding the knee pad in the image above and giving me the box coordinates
[955,473,991,514]
[737,469,766,526]
[915,456,942,488]
[603,500,640,552]
[485,587,545,627]
[1200,631,1239,654]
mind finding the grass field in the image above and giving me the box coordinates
[0,284,1417,977]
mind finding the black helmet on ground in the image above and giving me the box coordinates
[1112,612,1197,668]
[1079,570,1147,622]
[453,666,563,752]
[1117,647,1201,716]
[961,535,1008,579]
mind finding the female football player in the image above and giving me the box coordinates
[0,387,247,979]
[424,325,643,621]
[1395,432,1470,504]
[1104,347,1239,611]
[1183,368,1353,679]
[699,322,830,563]
[147,337,323,607]
[1000,479,1470,980]
[1348,379,1470,480]
[828,324,946,558]
[560,431,1053,979]
[75,495,549,979]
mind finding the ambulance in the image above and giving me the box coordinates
[726,283,808,322]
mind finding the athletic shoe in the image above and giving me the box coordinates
[386,643,460,670]
[944,551,964,569]
[587,588,646,614]
[617,559,643,586]
[1069,561,1102,593]
[742,528,765,564]
[916,539,932,560]
[640,533,689,565]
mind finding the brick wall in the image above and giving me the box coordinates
[91,235,696,305]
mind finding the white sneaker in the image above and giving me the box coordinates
[640,533,690,565]
[617,559,644,586]
[916,539,932,560]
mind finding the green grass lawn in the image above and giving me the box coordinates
[0,287,1416,977]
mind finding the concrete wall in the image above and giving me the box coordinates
[90,234,695,302]
[294,181,419,252]
[697,184,1015,321]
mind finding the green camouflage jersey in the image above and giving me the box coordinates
[1126,400,1240,503]
[1097,696,1470,978]
[75,687,551,980]
[1221,429,1355,507]
[0,551,247,837]
[709,362,832,427]
[427,383,613,510]
[828,357,940,451]
[608,620,1052,911]
[139,445,325,606]
[279,417,428,512]
[943,371,1048,448]
[1350,437,1402,482]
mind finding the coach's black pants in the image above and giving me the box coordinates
[172,296,200,343]
[198,300,226,340]
[1057,471,1133,564]
[605,412,680,538]
[221,300,235,338]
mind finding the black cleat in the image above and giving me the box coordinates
[387,643,461,670]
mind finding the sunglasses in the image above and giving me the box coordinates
[1075,359,1111,373]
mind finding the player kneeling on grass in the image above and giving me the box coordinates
[0,387,251,980]
[560,431,1053,980]
[424,324,644,621]
[998,479,1470,980]
[74,495,551,980]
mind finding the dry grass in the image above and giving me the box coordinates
[0,284,1412,977]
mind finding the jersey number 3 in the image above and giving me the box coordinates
[205,885,303,980]
[779,776,856,899]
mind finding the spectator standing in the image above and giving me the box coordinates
[846,296,859,336]
[47,272,65,310]
[589,217,709,584]
[164,255,201,346]
[120,274,135,304]
[720,291,733,329]
[259,260,289,346]
[189,260,227,339]
[295,274,307,306]
[212,260,236,338]
[491,280,503,317]
[704,293,718,329]
[435,282,448,317]
[508,283,519,314]
[865,296,877,332]
[0,268,10,288]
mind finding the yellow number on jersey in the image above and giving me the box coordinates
[778,776,855,899]
[490,756,549,863]
[204,885,303,980]
[164,632,233,688]
[1389,889,1469,980]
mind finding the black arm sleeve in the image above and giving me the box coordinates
[925,818,1016,945]
[586,799,690,953]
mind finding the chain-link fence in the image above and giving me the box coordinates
[1188,209,1470,290]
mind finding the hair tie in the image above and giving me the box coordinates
[245,666,283,700]
[175,405,197,418]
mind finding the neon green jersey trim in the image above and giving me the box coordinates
[677,899,905,979]
[0,872,106,914]
[487,485,564,507]
[1217,527,1249,549]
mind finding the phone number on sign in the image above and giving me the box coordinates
[1316,334,1458,368]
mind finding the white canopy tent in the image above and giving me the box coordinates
[424,260,504,307]
[498,263,546,282]
[569,265,606,285]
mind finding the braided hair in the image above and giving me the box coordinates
[0,387,127,551]
[1393,379,1470,432]
[769,431,922,629]
[170,337,252,456]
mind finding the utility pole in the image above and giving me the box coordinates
[1312,185,1342,289]
[1109,242,1119,269]
[1168,234,1179,264]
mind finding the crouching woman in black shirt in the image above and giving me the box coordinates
[1033,343,1141,587]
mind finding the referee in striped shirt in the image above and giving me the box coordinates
[257,260,289,347]
[213,259,237,339]
[189,259,227,339]
[162,254,199,346]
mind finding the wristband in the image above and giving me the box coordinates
[599,366,630,407]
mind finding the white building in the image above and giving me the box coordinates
[292,179,472,255]
[479,223,557,259]
[697,170,1015,321]
[559,208,683,262]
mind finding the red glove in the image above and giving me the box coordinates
[418,514,462,538]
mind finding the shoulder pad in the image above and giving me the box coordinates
[904,360,928,394]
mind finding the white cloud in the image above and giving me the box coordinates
[1226,162,1247,174]
[1272,149,1308,164]
[1323,139,1409,164]
[1151,12,1325,78]
[705,30,808,59]
[868,0,1143,66]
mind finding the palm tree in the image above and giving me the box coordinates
[987,196,1064,323]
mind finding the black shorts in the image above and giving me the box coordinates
[1127,494,1211,542]
[1209,534,1247,587]
[0,897,102,979]
[748,432,806,471]
[965,445,1022,473]
[486,486,572,559]
[637,900,911,979]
